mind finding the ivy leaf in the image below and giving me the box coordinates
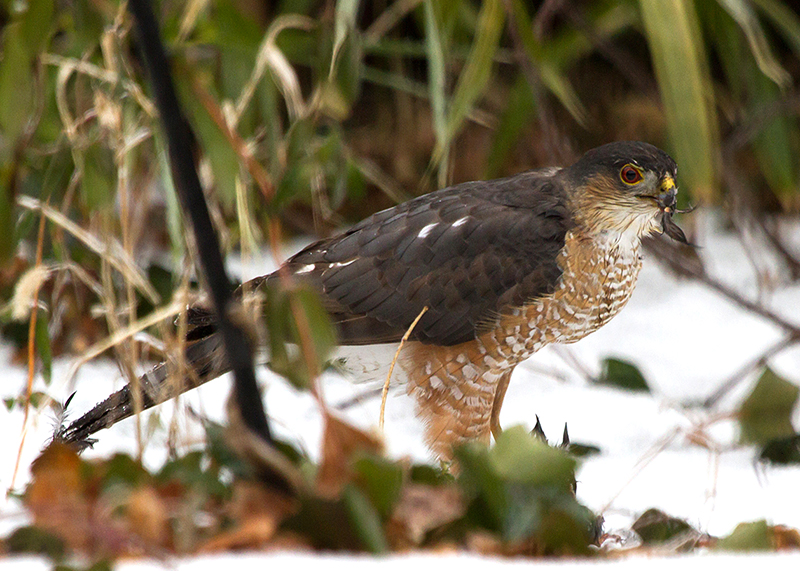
[716,520,773,551]
[758,433,800,465]
[352,455,404,520]
[632,508,695,544]
[598,357,650,392]
[738,368,799,445]
[490,425,576,491]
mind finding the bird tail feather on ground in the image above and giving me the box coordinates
[56,332,229,450]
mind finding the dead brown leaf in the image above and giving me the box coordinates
[26,442,92,551]
[391,483,464,545]
[774,525,800,550]
[125,486,170,547]
[316,411,383,497]
[199,516,279,552]
[466,530,504,555]
[228,480,297,522]
[199,480,297,552]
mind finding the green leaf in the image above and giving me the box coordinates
[536,502,597,555]
[443,0,504,144]
[19,0,55,55]
[6,526,66,562]
[27,391,46,409]
[484,74,536,179]
[632,508,694,543]
[342,484,389,554]
[490,425,576,490]
[321,32,362,119]
[352,455,404,520]
[453,442,507,531]
[566,442,601,458]
[330,0,361,78]
[0,174,15,264]
[507,0,588,125]
[0,0,55,143]
[758,434,800,465]
[157,450,229,499]
[264,282,337,390]
[176,74,239,212]
[745,62,799,200]
[202,417,256,479]
[287,494,371,551]
[717,0,790,87]
[0,23,34,143]
[716,520,773,551]
[738,368,799,445]
[79,143,116,211]
[542,0,638,68]
[638,0,720,204]
[291,286,337,370]
[100,454,151,491]
[701,1,799,201]
[598,357,650,392]
[422,0,448,185]
[155,135,186,263]
[409,463,454,486]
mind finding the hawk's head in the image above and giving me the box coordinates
[562,141,687,243]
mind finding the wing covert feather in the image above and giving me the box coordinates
[272,168,573,346]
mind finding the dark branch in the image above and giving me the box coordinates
[127,0,272,444]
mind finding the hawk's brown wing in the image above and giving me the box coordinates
[266,168,573,346]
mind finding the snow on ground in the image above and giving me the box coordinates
[2,213,800,568]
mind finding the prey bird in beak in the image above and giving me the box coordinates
[656,177,691,245]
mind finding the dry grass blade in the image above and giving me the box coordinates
[718,0,791,87]
[43,54,156,118]
[330,0,360,79]
[365,0,423,45]
[16,195,160,304]
[177,0,210,42]
[233,15,314,125]
[750,0,800,54]
[57,298,184,391]
[379,306,428,430]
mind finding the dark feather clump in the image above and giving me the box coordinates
[662,212,689,244]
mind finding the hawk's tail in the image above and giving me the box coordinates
[56,333,229,450]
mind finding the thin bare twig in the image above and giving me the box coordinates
[759,217,800,281]
[702,334,800,409]
[651,241,800,339]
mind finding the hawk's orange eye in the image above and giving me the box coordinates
[620,165,643,185]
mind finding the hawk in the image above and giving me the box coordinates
[60,141,687,458]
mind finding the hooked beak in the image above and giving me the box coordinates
[656,177,678,213]
[655,176,690,244]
